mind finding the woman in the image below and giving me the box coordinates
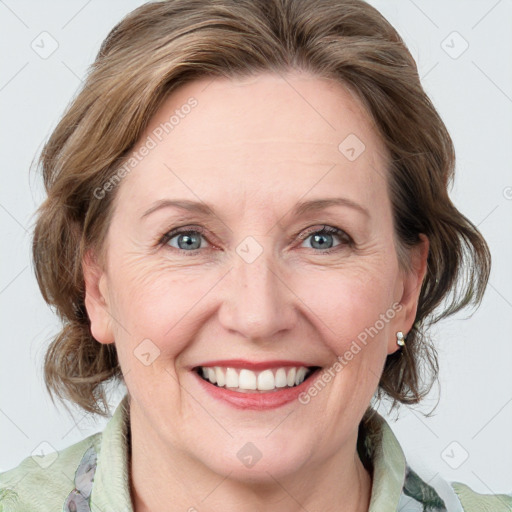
[0,0,509,510]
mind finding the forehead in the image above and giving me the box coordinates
[115,71,390,218]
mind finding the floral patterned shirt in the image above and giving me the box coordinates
[1,393,511,511]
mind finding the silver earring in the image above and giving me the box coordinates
[396,331,405,347]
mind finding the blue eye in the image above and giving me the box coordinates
[299,225,351,253]
[162,228,208,252]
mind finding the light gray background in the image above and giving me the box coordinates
[1,0,511,496]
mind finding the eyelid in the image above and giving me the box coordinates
[296,224,350,240]
[159,224,212,246]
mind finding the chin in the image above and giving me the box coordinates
[194,435,314,484]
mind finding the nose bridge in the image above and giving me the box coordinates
[218,236,295,340]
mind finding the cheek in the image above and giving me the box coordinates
[108,257,220,357]
[295,268,399,423]
[293,259,399,354]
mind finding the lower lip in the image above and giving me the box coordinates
[192,368,322,410]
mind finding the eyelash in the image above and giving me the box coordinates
[158,224,353,256]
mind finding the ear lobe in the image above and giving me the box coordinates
[82,249,115,345]
[388,234,429,354]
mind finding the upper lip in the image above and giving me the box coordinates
[191,359,319,371]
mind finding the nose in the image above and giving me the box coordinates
[217,243,297,343]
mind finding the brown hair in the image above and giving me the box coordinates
[32,0,490,417]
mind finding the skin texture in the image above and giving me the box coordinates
[83,71,429,512]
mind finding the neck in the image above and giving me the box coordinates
[129,410,372,512]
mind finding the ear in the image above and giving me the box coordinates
[387,234,429,355]
[82,249,115,345]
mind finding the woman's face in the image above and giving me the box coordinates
[84,71,427,480]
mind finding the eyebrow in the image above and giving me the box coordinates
[141,197,370,220]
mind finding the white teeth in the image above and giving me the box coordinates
[295,367,307,386]
[215,366,225,387]
[239,369,257,390]
[275,368,287,388]
[287,367,296,387]
[198,365,313,392]
[207,367,216,384]
[225,367,238,388]
[257,369,275,391]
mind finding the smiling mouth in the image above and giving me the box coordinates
[194,365,321,393]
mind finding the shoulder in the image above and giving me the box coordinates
[400,465,512,512]
[366,411,512,512]
[451,480,512,512]
[0,431,102,512]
